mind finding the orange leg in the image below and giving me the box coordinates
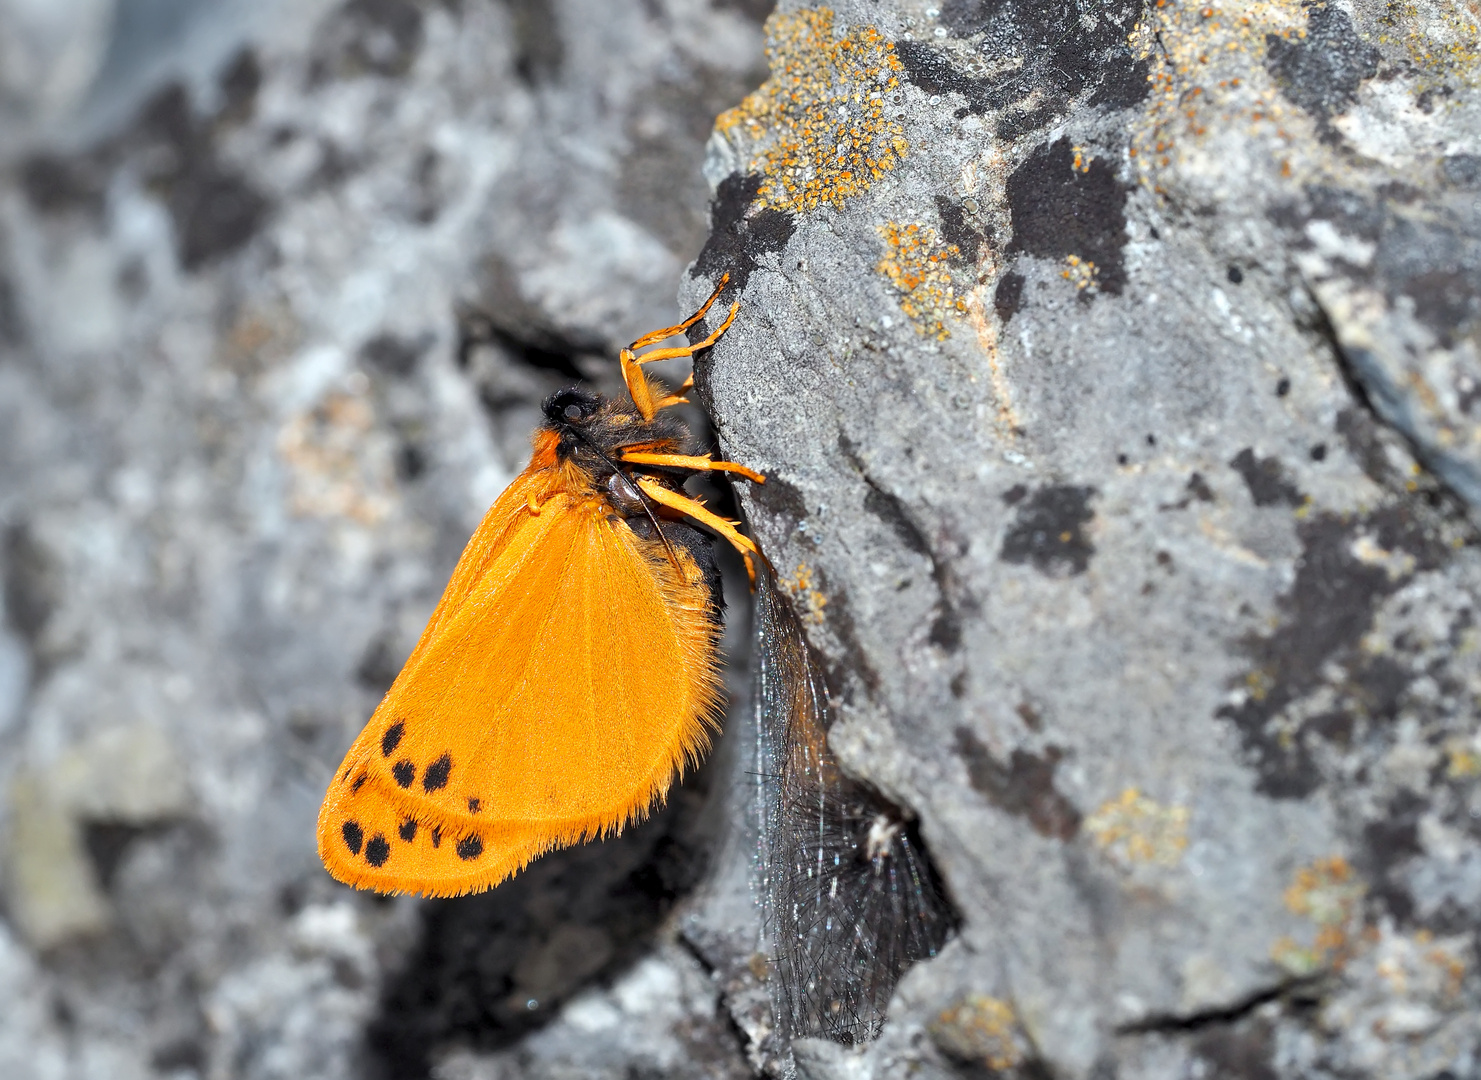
[627,273,730,351]
[653,374,694,411]
[621,298,740,420]
[634,476,764,582]
[620,451,765,485]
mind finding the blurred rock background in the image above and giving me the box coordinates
[0,0,771,1077]
[4,1,1481,1079]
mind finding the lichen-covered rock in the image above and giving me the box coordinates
[687,1,1481,1077]
[3,0,1480,1078]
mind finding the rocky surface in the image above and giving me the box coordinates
[692,1,1481,1077]
[0,1,768,1078]
[3,0,1481,1079]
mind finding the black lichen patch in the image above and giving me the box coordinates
[381,721,405,757]
[893,40,1016,118]
[1265,4,1379,123]
[1089,50,1151,110]
[218,47,262,121]
[1217,507,1451,800]
[455,835,483,861]
[134,85,270,270]
[997,99,1068,140]
[932,0,1147,114]
[19,62,270,269]
[366,834,391,867]
[343,821,365,855]
[955,728,1081,840]
[999,485,1097,577]
[994,269,1026,323]
[1159,473,1213,511]
[422,753,452,792]
[364,735,722,1079]
[934,195,984,267]
[691,172,796,298]
[392,760,416,788]
[503,0,564,85]
[1230,448,1305,508]
[312,0,426,81]
[1402,269,1480,349]
[82,822,164,891]
[1361,791,1427,925]
[399,819,418,843]
[19,154,108,217]
[750,474,812,552]
[1006,139,1130,295]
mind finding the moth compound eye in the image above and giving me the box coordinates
[563,404,582,420]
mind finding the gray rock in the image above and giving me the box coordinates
[0,0,765,1077]
[2,0,1480,1078]
[689,1,1481,1077]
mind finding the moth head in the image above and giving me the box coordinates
[542,387,602,427]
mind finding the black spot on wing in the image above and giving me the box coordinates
[381,720,405,756]
[423,753,452,792]
[399,819,417,842]
[430,827,441,849]
[392,760,416,788]
[467,797,481,813]
[456,835,484,861]
[351,773,368,794]
[366,835,391,867]
[343,821,365,855]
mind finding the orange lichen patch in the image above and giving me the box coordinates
[876,222,968,338]
[782,563,828,627]
[1444,735,1481,779]
[715,8,906,214]
[929,995,1026,1072]
[278,386,396,524]
[1271,855,1366,975]
[1061,254,1100,293]
[1084,788,1190,868]
[1126,1,1314,187]
[1376,2,1481,93]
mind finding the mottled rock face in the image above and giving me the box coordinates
[1,0,1480,1078]
[0,1,768,1078]
[687,1,1481,1077]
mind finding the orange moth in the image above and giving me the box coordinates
[318,275,763,896]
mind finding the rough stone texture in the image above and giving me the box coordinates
[688,1,1481,1078]
[0,1,767,1078]
[4,1,1481,1079]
